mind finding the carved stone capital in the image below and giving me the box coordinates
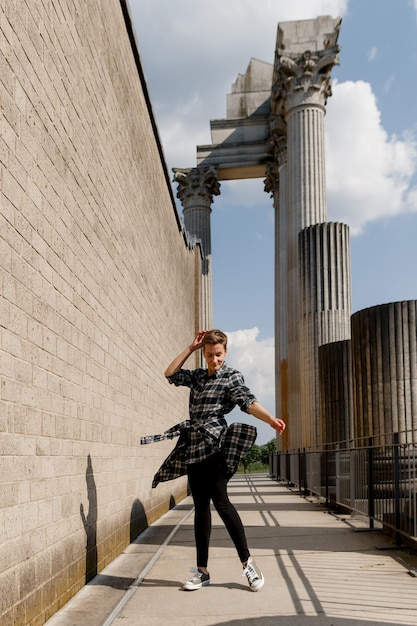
[272,45,340,115]
[172,167,220,207]
[268,115,287,166]
[264,162,280,197]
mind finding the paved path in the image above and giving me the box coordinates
[46,474,417,626]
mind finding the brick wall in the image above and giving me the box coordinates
[0,1,199,624]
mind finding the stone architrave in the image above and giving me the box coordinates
[173,166,220,330]
[197,58,273,179]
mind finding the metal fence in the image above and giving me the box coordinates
[269,433,417,545]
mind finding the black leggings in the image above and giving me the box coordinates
[187,453,250,567]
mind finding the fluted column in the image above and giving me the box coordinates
[265,117,293,450]
[273,40,340,226]
[269,17,344,449]
[319,340,353,446]
[351,301,417,444]
[173,167,220,330]
[299,223,351,447]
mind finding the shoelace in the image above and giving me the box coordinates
[189,566,203,580]
[242,562,258,583]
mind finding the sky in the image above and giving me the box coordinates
[129,0,417,444]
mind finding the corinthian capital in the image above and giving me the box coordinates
[272,45,340,115]
[173,167,220,206]
[268,114,287,166]
[264,162,280,197]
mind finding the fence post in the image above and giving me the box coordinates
[336,445,340,504]
[393,433,401,546]
[368,437,374,530]
[299,449,307,494]
[286,451,291,486]
[349,446,355,510]
[324,449,329,506]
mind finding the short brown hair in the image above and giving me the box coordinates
[202,329,228,349]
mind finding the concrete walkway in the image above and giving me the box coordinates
[46,474,417,626]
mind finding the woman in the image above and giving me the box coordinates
[162,329,285,592]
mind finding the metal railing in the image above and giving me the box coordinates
[270,432,417,545]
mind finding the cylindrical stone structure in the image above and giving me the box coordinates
[299,222,351,447]
[173,167,220,330]
[287,105,327,229]
[265,121,292,451]
[275,161,293,451]
[285,96,329,450]
[351,301,417,444]
[319,339,353,446]
[270,17,345,450]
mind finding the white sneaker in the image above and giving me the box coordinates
[183,567,210,591]
[242,557,264,591]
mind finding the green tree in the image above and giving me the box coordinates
[260,438,277,465]
[242,444,260,472]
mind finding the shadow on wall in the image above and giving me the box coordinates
[130,498,149,542]
[80,454,98,583]
[80,461,178,581]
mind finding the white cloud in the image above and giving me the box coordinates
[223,327,277,444]
[131,0,349,172]
[325,80,417,233]
[133,0,417,238]
[383,75,395,92]
[133,1,417,236]
[226,327,275,400]
[368,46,378,62]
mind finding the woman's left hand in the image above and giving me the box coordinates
[271,417,286,435]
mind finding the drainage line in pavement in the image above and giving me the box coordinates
[101,506,194,626]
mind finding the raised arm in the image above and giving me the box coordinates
[247,401,286,435]
[164,330,207,378]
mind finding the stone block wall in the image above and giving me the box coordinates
[0,1,199,624]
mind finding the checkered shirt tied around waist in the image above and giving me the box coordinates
[143,363,258,488]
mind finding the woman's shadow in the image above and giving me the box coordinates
[80,454,98,583]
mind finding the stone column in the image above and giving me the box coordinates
[299,223,351,447]
[351,301,417,445]
[270,17,345,450]
[273,37,339,227]
[173,167,220,330]
[319,340,353,446]
[265,117,292,451]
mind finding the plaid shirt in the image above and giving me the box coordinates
[144,363,258,487]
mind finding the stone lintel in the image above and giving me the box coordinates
[197,116,270,180]
[209,116,270,144]
[196,144,268,180]
[216,164,267,181]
